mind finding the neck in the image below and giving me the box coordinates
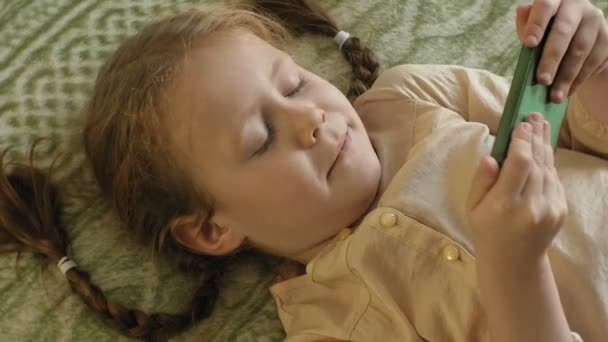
[289,234,335,264]
[289,179,383,265]
[286,174,382,265]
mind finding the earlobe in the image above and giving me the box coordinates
[169,213,246,256]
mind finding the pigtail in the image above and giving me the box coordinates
[1,2,378,340]
[0,145,217,341]
[250,0,381,101]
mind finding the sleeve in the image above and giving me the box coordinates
[371,64,608,158]
[370,64,509,135]
[560,94,608,159]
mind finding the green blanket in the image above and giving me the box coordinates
[1,0,606,341]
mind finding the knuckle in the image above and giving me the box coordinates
[512,150,533,167]
[553,20,577,38]
[536,0,556,13]
[593,7,605,20]
[537,205,553,225]
[569,42,589,59]
[549,205,566,225]
[526,201,543,224]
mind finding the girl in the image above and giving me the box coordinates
[1,0,607,341]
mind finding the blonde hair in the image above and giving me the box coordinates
[0,1,380,339]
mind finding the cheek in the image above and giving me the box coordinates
[228,159,324,210]
[260,162,322,201]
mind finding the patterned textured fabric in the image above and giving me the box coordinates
[1,0,606,341]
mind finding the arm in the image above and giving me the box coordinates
[373,64,608,158]
[466,116,573,342]
[476,253,571,342]
[371,64,507,134]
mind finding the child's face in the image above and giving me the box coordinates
[164,30,380,261]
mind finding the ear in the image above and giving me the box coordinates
[169,212,246,256]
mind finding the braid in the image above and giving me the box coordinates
[64,268,218,340]
[340,37,381,101]
[0,2,381,340]
[250,0,382,102]
[0,145,219,341]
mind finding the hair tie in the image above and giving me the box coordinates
[334,31,351,50]
[57,256,77,275]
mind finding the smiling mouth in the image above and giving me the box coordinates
[328,130,349,177]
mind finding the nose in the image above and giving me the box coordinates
[293,106,326,147]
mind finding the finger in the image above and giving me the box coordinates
[542,119,558,198]
[569,21,608,96]
[543,119,557,168]
[542,174,563,229]
[552,13,602,101]
[528,113,546,166]
[537,5,583,86]
[525,0,561,47]
[516,4,533,42]
[496,122,534,196]
[522,114,545,198]
[542,162,562,209]
[467,156,500,210]
[522,162,544,200]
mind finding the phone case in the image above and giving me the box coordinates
[490,23,569,166]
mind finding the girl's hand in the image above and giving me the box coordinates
[515,0,608,103]
[466,113,568,262]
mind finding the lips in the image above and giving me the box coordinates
[328,129,349,177]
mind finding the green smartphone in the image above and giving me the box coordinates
[490,21,569,167]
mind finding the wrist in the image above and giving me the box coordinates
[476,247,550,274]
[476,251,570,342]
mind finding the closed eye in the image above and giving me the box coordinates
[254,76,305,156]
[286,77,306,97]
[254,119,276,156]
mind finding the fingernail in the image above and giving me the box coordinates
[527,35,538,46]
[553,90,564,103]
[532,113,541,122]
[530,112,542,121]
[538,72,551,85]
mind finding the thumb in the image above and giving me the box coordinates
[516,4,532,43]
[467,155,500,211]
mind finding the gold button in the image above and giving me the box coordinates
[335,228,352,240]
[379,212,398,228]
[442,245,460,261]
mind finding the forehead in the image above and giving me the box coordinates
[162,30,283,166]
